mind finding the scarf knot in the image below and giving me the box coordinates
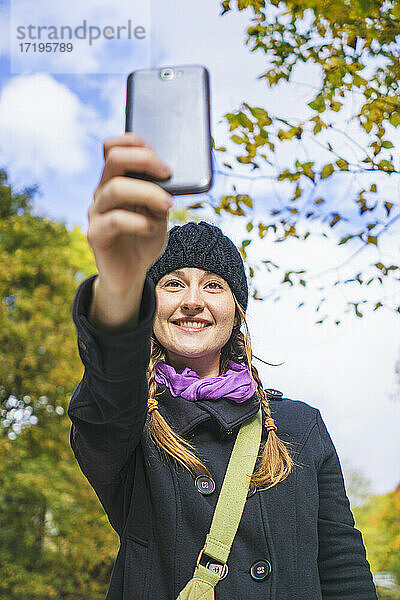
[153,360,257,403]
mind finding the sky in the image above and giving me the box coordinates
[0,0,399,500]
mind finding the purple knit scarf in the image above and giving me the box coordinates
[153,360,256,403]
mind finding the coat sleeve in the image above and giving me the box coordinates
[316,410,378,600]
[67,274,156,535]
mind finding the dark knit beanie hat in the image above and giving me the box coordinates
[147,221,249,311]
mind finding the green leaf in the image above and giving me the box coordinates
[354,303,363,318]
[239,194,253,208]
[339,235,355,245]
[363,120,373,134]
[282,271,294,285]
[383,201,393,216]
[353,73,367,87]
[247,106,272,126]
[231,135,245,144]
[381,141,394,149]
[330,100,343,112]
[313,122,322,134]
[300,161,315,181]
[389,113,400,127]
[225,113,240,130]
[320,164,334,179]
[278,126,303,140]
[291,185,302,201]
[238,112,254,131]
[336,159,349,170]
[330,213,341,227]
[308,95,326,113]
[221,0,231,15]
[358,0,373,15]
[378,160,394,172]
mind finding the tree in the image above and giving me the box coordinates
[0,170,119,599]
[191,0,400,324]
[353,483,400,594]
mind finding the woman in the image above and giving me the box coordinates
[68,133,378,599]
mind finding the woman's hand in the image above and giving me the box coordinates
[87,133,173,328]
[88,132,173,296]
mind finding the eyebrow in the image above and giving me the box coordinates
[166,269,225,281]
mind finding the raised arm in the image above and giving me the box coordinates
[67,133,173,534]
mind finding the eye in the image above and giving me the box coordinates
[163,279,183,288]
[205,281,223,289]
[162,279,223,290]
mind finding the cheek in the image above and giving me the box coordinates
[220,297,236,323]
[214,302,236,340]
[154,292,173,325]
[153,311,169,339]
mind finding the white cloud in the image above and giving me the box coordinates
[0,73,97,177]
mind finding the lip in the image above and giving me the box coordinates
[171,319,212,332]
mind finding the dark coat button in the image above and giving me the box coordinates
[195,476,216,495]
[265,388,283,401]
[205,562,228,580]
[247,485,257,498]
[250,560,271,581]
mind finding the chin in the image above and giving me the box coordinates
[169,346,211,359]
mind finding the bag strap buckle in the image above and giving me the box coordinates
[196,548,205,568]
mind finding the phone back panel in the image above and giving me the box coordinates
[125,65,212,195]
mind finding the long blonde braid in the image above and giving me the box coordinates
[146,340,212,477]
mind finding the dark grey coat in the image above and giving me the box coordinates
[68,274,378,600]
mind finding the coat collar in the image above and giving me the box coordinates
[156,383,261,436]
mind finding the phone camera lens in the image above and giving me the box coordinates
[161,68,174,80]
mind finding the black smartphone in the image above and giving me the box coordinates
[125,64,213,196]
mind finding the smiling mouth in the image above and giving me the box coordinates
[172,320,212,331]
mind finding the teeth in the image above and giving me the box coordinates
[177,321,208,329]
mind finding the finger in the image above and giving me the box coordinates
[89,209,166,248]
[100,146,171,187]
[103,132,151,161]
[94,176,173,216]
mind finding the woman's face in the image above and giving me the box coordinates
[153,267,236,378]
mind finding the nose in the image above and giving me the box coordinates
[180,284,205,312]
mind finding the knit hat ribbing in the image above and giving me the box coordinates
[147,221,249,311]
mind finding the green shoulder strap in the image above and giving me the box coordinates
[176,404,263,599]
